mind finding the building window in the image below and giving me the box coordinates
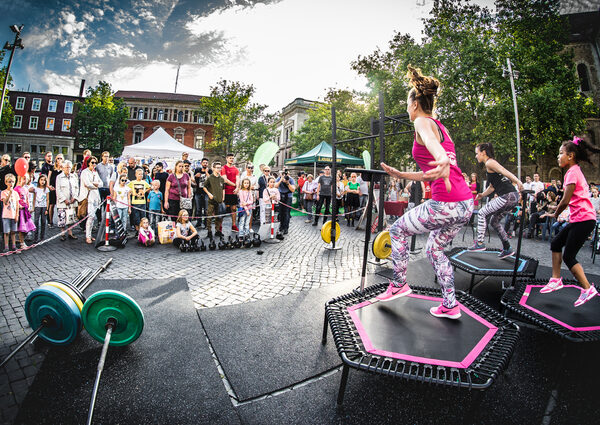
[45,117,55,131]
[15,97,25,110]
[577,63,591,92]
[29,116,39,130]
[194,129,205,150]
[48,99,58,112]
[134,132,142,144]
[13,115,22,129]
[14,144,21,154]
[31,144,37,153]
[39,145,46,154]
[62,147,68,155]
[52,146,60,155]
[32,98,42,111]
[152,108,157,120]
[137,109,144,120]
[64,101,73,114]
[178,111,184,122]
[62,119,71,132]
[158,110,164,120]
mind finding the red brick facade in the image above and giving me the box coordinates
[115,91,214,154]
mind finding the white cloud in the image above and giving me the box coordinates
[41,70,83,96]
[91,43,148,60]
[83,12,95,22]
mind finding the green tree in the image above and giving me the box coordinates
[234,104,278,163]
[198,80,258,155]
[351,0,596,172]
[73,81,128,156]
[291,89,375,159]
[0,50,15,134]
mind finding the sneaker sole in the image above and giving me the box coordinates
[574,290,598,307]
[498,252,515,260]
[540,284,563,294]
[376,287,412,302]
[430,309,461,319]
[468,247,486,252]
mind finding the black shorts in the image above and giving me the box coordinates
[224,194,238,207]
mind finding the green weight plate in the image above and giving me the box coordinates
[82,290,144,346]
[25,286,82,345]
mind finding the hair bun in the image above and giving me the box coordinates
[406,65,439,97]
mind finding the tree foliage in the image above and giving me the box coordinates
[73,81,128,156]
[198,80,274,158]
[0,50,14,134]
[351,0,597,172]
[291,89,376,159]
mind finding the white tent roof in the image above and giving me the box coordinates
[121,127,204,160]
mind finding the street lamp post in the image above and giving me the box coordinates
[503,57,521,181]
[0,25,24,122]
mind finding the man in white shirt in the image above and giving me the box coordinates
[531,173,545,196]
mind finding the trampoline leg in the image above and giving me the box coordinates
[469,274,475,294]
[321,311,329,345]
[337,365,350,406]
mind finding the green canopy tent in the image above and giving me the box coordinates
[284,141,364,176]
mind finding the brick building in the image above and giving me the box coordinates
[114,91,214,155]
[271,98,317,170]
[0,90,82,166]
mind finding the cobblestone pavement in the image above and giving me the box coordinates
[1,215,599,424]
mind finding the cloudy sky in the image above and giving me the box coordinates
[0,0,494,111]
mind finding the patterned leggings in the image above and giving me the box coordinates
[477,192,519,246]
[390,199,473,308]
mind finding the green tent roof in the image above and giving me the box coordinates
[284,141,364,166]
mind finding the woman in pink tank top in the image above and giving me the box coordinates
[376,65,473,319]
[539,136,600,306]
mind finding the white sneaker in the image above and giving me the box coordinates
[540,277,563,294]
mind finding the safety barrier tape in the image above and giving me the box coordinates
[0,199,107,257]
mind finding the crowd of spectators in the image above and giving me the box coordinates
[1,149,599,253]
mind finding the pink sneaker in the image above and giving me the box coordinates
[375,282,412,302]
[574,286,598,307]
[540,277,563,294]
[429,304,461,319]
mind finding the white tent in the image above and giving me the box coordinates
[121,127,204,160]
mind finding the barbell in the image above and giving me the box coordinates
[321,220,341,244]
[372,230,392,260]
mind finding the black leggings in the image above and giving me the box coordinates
[550,220,595,269]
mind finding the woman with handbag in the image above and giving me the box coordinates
[164,160,192,219]
[302,174,317,223]
[55,160,79,241]
[79,156,102,244]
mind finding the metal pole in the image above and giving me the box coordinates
[511,190,531,288]
[0,323,45,368]
[507,58,521,181]
[87,319,115,425]
[77,258,113,293]
[377,92,386,232]
[0,31,21,121]
[330,106,337,249]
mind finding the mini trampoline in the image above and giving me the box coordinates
[501,279,600,342]
[446,247,539,293]
[322,283,519,404]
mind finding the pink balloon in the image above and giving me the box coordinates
[15,158,28,177]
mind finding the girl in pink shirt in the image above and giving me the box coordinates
[540,136,600,306]
[379,65,473,319]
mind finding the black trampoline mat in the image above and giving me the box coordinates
[450,249,526,273]
[348,294,498,368]
[520,285,600,331]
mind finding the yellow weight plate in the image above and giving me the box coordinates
[41,282,84,312]
[372,231,392,259]
[321,220,341,244]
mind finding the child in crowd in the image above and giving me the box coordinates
[263,177,280,224]
[138,217,155,246]
[114,174,131,232]
[237,177,254,238]
[15,175,36,248]
[173,209,198,249]
[550,207,569,238]
[128,168,150,233]
[540,136,600,306]
[32,174,50,243]
[1,174,20,252]
[204,161,225,239]
[147,180,164,234]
